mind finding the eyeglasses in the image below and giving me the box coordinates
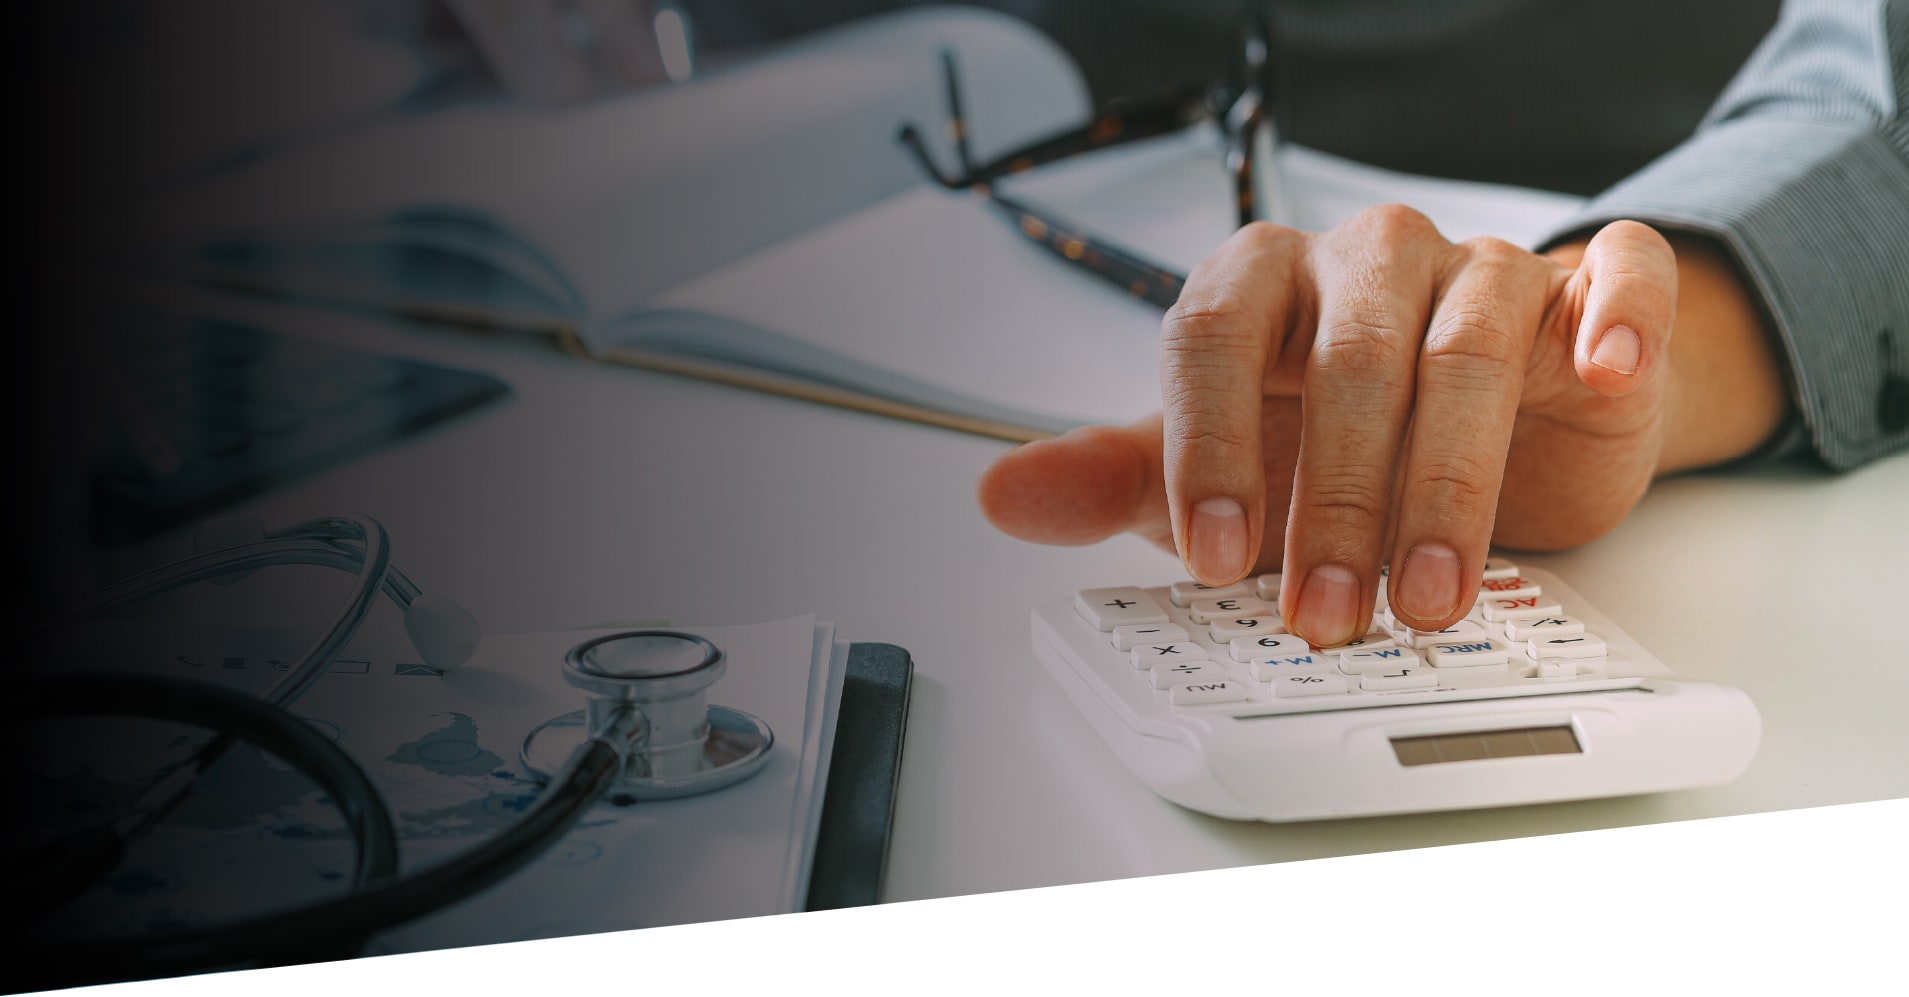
[895,13,1284,310]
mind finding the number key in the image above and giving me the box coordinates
[1188,596,1273,624]
[1210,615,1285,641]
[1230,633,1308,662]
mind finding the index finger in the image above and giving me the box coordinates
[1159,222,1305,585]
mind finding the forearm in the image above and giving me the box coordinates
[1547,233,1790,475]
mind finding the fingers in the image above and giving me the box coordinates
[1159,222,1304,586]
[977,399,1306,567]
[984,214,1670,641]
[1571,221,1677,398]
[1278,205,1441,646]
[1386,238,1553,630]
[977,417,1170,550]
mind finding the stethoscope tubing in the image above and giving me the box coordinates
[9,648,624,992]
[4,671,401,987]
[8,514,625,989]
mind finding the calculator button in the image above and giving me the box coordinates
[1231,633,1309,662]
[1476,576,1542,602]
[1151,661,1228,689]
[1535,659,1578,678]
[1254,573,1283,601]
[1169,580,1251,607]
[1481,557,1520,580]
[1529,634,1608,659]
[1170,680,1250,705]
[1270,673,1349,698]
[1403,621,1487,648]
[1210,616,1286,641]
[1111,623,1190,651]
[1426,639,1512,667]
[1361,668,1439,691]
[1248,653,1331,680]
[1340,647,1422,674]
[1129,641,1207,669]
[1481,595,1563,622]
[1322,630,1397,655]
[1076,588,1170,631]
[1187,596,1273,624]
[1503,616,1584,641]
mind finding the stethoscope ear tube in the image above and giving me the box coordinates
[4,672,625,991]
[3,673,402,988]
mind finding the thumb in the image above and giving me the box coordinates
[1571,220,1678,398]
[977,416,1169,549]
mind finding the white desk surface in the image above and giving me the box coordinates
[136,282,1909,906]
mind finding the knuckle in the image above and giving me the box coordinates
[1178,426,1256,455]
[1353,202,1438,244]
[1232,219,1300,256]
[1160,380,1247,440]
[1628,282,1676,324]
[1422,307,1522,379]
[1592,221,1677,286]
[1158,331,1258,394]
[1300,467,1392,527]
[1161,385,1255,452]
[1312,314,1410,376]
[1410,452,1500,511]
[1160,306,1261,361]
[1602,219,1671,254]
[1458,235,1528,265]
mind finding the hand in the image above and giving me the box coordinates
[979,207,1787,647]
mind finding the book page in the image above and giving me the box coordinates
[156,8,1089,331]
[644,130,1588,431]
[650,184,1169,429]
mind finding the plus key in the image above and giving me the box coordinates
[1074,587,1169,632]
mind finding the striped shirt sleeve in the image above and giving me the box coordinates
[1541,0,1909,470]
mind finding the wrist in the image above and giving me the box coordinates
[1656,232,1791,473]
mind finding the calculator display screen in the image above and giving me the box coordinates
[1390,725,1581,766]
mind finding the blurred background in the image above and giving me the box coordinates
[8,0,1785,621]
[21,0,1780,199]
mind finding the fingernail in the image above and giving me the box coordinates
[1396,543,1463,622]
[1294,563,1361,645]
[1591,325,1641,375]
[1188,497,1248,583]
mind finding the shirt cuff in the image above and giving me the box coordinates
[1539,115,1909,471]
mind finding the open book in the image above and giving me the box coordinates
[155,6,1587,441]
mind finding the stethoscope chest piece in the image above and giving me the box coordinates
[520,630,774,801]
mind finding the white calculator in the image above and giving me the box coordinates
[1031,561,1760,821]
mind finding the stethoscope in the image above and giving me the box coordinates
[5,514,773,988]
